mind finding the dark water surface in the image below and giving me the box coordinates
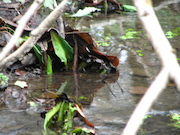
[1,0,180,135]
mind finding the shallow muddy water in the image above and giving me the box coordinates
[1,0,180,135]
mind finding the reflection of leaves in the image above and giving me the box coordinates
[144,115,152,119]
[169,113,180,129]
[46,55,53,75]
[172,113,180,121]
[166,27,180,38]
[135,50,144,57]
[120,30,141,39]
[56,81,68,94]
[96,41,110,46]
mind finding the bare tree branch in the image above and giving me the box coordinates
[154,0,180,11]
[122,68,169,135]
[0,0,72,69]
[122,0,180,135]
[0,0,44,63]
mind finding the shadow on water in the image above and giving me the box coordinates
[1,0,180,135]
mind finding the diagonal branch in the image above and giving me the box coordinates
[0,0,44,63]
[0,0,72,69]
[122,0,180,135]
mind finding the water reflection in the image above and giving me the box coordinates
[74,1,180,134]
[1,0,180,134]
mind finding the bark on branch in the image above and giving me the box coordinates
[0,0,71,69]
[0,0,44,64]
[122,0,180,135]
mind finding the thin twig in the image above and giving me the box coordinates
[73,34,78,73]
[102,79,116,97]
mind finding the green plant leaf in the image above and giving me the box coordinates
[64,103,76,131]
[57,101,66,122]
[122,5,137,12]
[43,0,54,10]
[70,7,101,17]
[138,53,144,57]
[0,73,9,86]
[44,102,61,130]
[46,55,53,75]
[135,50,143,53]
[50,30,74,66]
[33,44,44,65]
[120,30,141,39]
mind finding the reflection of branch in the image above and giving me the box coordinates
[154,0,180,11]
[0,0,44,63]
[122,0,180,135]
[0,0,71,69]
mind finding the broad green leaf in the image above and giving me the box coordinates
[44,102,61,130]
[46,55,53,75]
[33,44,44,65]
[70,7,101,17]
[79,96,87,100]
[50,30,74,66]
[43,0,54,10]
[57,101,66,122]
[138,53,144,57]
[122,5,137,12]
[63,103,76,132]
[14,81,28,88]
[135,50,143,53]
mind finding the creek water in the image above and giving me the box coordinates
[1,0,180,135]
